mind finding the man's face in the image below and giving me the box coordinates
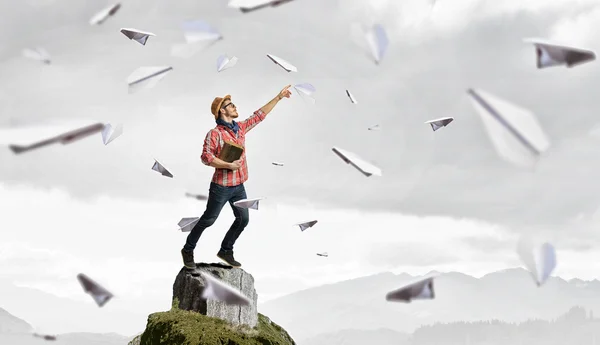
[220,99,238,118]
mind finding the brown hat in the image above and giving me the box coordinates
[211,94,231,120]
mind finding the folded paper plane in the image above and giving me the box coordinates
[120,28,155,46]
[217,54,238,72]
[316,252,328,257]
[22,47,51,64]
[101,123,123,145]
[467,88,550,168]
[185,193,208,201]
[33,333,57,341]
[200,271,251,306]
[127,66,172,94]
[517,236,556,287]
[171,20,222,58]
[152,159,173,178]
[346,89,358,104]
[366,24,389,64]
[178,217,200,232]
[523,38,596,69]
[228,0,295,13]
[77,273,114,307]
[266,54,297,72]
[425,117,454,131]
[294,83,316,104]
[272,161,284,166]
[295,220,318,231]
[367,124,381,131]
[89,3,121,25]
[233,197,264,210]
[386,275,437,303]
[332,146,382,177]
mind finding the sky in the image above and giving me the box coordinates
[1,0,600,337]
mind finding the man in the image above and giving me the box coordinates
[181,85,292,269]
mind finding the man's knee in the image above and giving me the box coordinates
[199,215,218,228]
[238,211,250,228]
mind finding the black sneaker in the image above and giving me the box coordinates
[217,250,241,268]
[181,249,196,269]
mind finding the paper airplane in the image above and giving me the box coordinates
[217,54,238,72]
[362,24,389,64]
[425,117,454,131]
[178,217,200,232]
[316,252,328,257]
[295,220,318,231]
[127,66,173,94]
[185,193,208,201]
[228,0,295,13]
[346,89,358,104]
[1,121,106,155]
[294,83,316,104]
[523,38,596,69]
[467,88,550,168]
[33,333,57,341]
[516,236,557,287]
[171,20,222,58]
[101,123,123,145]
[152,159,173,178]
[266,54,297,72]
[233,197,264,210]
[22,47,51,64]
[120,28,155,46]
[386,275,437,303]
[272,161,284,166]
[332,147,382,177]
[200,271,251,306]
[367,124,381,131]
[89,3,121,25]
[77,273,114,307]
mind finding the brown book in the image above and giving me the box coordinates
[218,140,244,163]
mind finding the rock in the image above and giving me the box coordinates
[172,262,258,328]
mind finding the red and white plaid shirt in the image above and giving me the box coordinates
[201,109,266,186]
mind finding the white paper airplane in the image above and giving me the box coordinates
[127,66,173,94]
[233,197,264,210]
[332,147,382,177]
[368,124,381,131]
[467,88,550,168]
[22,47,51,64]
[346,89,358,104]
[294,83,316,104]
[178,217,200,232]
[386,275,437,303]
[228,0,295,13]
[200,271,251,306]
[152,159,173,178]
[272,161,284,166]
[516,236,557,287]
[89,3,121,25]
[523,38,596,69]
[217,54,238,72]
[120,28,155,46]
[171,20,222,58]
[33,333,57,341]
[0,121,106,154]
[101,123,123,145]
[185,193,208,201]
[77,273,114,307]
[295,220,318,231]
[266,54,297,72]
[425,117,454,131]
[354,23,389,65]
[316,252,328,257]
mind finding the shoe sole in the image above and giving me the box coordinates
[217,254,241,268]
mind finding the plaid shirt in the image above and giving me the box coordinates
[201,109,266,186]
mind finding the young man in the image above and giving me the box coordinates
[181,85,292,269]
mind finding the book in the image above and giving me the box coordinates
[218,140,244,163]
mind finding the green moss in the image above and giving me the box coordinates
[137,309,296,345]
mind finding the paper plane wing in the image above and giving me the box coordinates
[524,38,595,68]
[200,271,251,306]
[233,197,264,210]
[386,276,436,302]
[316,252,328,257]
[332,147,382,177]
[228,0,295,13]
[271,161,284,166]
[89,3,121,25]
[516,236,556,286]
[294,83,316,104]
[425,117,454,131]
[120,28,155,46]
[346,89,358,104]
[467,88,550,168]
[151,160,174,178]
[217,55,238,72]
[266,54,297,72]
[368,124,381,131]
[365,24,388,64]
[181,20,222,43]
[296,220,318,231]
[77,273,114,307]
[101,123,123,145]
[178,217,200,232]
[127,66,172,94]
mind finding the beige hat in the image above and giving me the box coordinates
[211,94,231,120]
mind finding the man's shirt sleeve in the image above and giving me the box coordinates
[238,109,266,134]
[201,130,219,166]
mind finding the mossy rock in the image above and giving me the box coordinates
[135,309,296,345]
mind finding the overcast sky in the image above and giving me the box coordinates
[1,0,600,336]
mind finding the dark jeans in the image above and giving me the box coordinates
[183,182,250,253]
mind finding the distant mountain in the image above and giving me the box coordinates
[258,268,600,342]
[0,307,130,345]
[302,328,410,345]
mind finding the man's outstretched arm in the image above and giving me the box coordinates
[239,85,292,133]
